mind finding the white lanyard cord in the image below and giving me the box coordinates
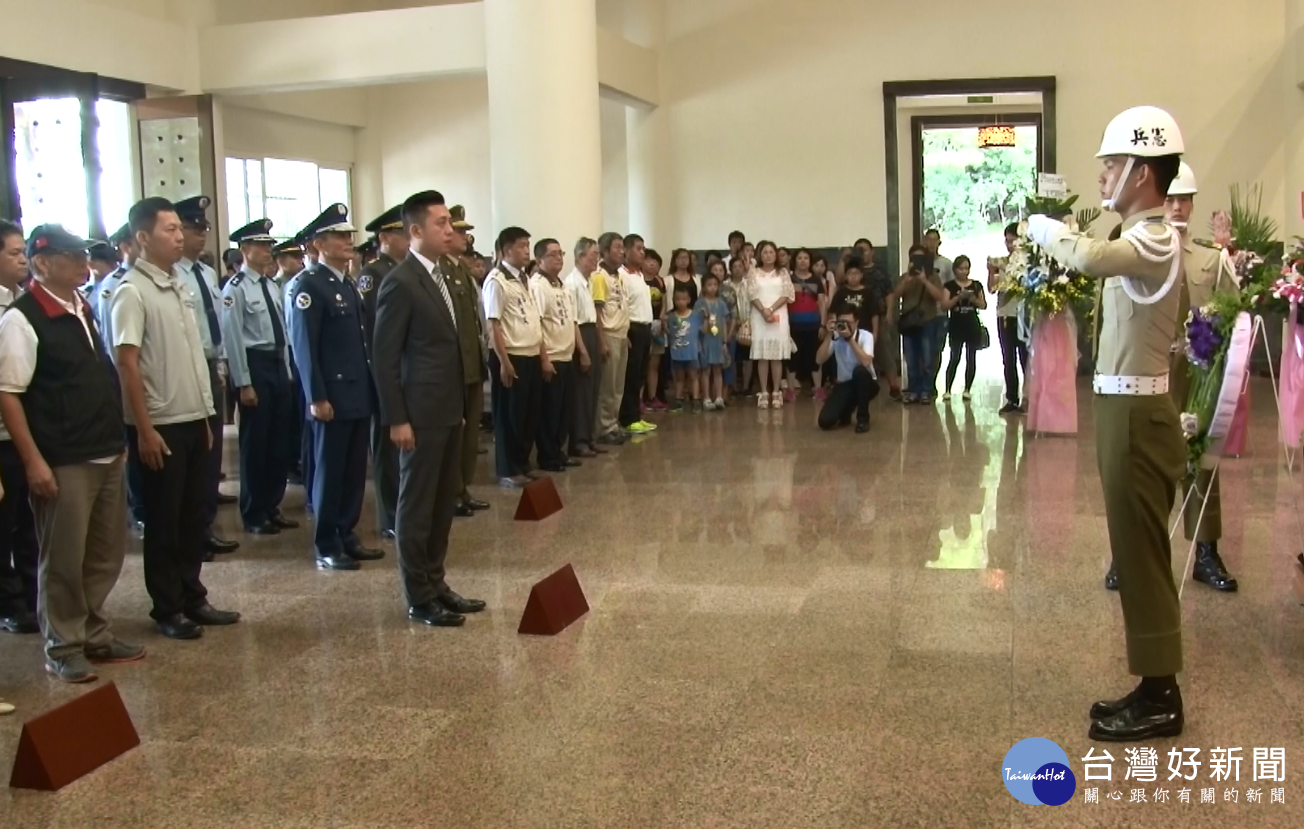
[1120,221,1181,305]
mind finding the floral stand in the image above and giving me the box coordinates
[1025,310,1078,435]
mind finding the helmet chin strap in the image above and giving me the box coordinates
[1101,156,1135,212]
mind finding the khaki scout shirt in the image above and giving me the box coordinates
[442,255,484,384]
[484,266,543,357]
[1043,207,1180,379]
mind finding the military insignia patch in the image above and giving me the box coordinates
[100,289,111,299]
[359,275,373,292]
[296,292,312,310]
[223,295,235,307]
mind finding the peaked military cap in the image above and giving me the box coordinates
[300,203,355,237]
[87,240,117,262]
[355,236,378,256]
[451,205,474,230]
[230,218,276,245]
[364,205,405,235]
[272,239,305,256]
[174,195,212,229]
[108,222,132,246]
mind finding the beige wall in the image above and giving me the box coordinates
[659,0,1287,249]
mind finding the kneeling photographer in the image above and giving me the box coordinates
[816,304,879,433]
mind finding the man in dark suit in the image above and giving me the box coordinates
[372,190,485,627]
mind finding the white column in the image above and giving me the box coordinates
[626,104,666,246]
[484,0,602,253]
[1285,0,1304,238]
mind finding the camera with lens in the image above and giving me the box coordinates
[833,320,851,339]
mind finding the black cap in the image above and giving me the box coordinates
[108,223,132,246]
[87,241,117,263]
[298,203,355,239]
[229,218,275,245]
[174,195,212,230]
[272,239,305,257]
[364,205,404,235]
[355,236,378,255]
[26,224,90,259]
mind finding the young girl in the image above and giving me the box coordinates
[668,286,703,412]
[695,272,730,410]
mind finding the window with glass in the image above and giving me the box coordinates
[225,157,351,241]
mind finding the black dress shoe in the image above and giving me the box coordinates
[1193,542,1238,592]
[455,503,475,518]
[563,457,582,468]
[855,421,870,434]
[246,521,281,535]
[345,545,384,562]
[156,614,203,640]
[409,603,465,627]
[216,493,238,505]
[1088,686,1183,742]
[0,611,40,634]
[381,529,396,540]
[184,603,241,626]
[202,550,215,563]
[316,553,361,571]
[463,498,490,511]
[205,534,240,554]
[436,590,486,614]
[270,512,300,530]
[1104,561,1119,591]
[1089,685,1142,720]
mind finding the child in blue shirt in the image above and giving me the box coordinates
[668,285,702,412]
[694,272,730,410]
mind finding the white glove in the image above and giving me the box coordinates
[1026,214,1064,248]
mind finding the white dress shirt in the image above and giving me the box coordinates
[563,266,597,326]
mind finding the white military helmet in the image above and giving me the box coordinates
[1096,106,1185,158]
[1168,161,1198,196]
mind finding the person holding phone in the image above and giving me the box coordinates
[940,255,987,401]
[815,304,878,433]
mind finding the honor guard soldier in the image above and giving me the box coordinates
[284,231,316,498]
[443,206,490,516]
[287,205,383,570]
[357,205,408,540]
[221,219,298,537]
[174,196,240,559]
[1026,106,1189,742]
[273,238,306,290]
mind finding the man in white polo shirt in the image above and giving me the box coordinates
[565,236,601,458]
[112,198,240,642]
[619,233,657,436]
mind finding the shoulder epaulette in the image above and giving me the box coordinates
[1192,238,1222,250]
[229,273,245,287]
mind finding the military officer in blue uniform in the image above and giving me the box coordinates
[173,195,241,558]
[357,205,408,540]
[287,205,383,570]
[221,218,298,536]
[93,223,136,356]
[83,241,118,297]
[283,231,316,500]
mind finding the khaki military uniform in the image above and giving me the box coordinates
[442,255,486,498]
[1169,238,1235,543]
[357,251,401,533]
[1045,208,1187,677]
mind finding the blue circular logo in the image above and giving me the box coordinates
[1002,738,1077,805]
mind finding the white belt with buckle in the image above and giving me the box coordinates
[1093,374,1169,396]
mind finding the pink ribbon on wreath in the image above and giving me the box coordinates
[1222,382,1250,456]
[1279,300,1304,449]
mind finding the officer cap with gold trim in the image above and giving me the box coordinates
[272,239,305,257]
[451,205,474,231]
[364,205,405,235]
[108,222,132,246]
[229,218,276,245]
[300,203,355,237]
[174,195,212,230]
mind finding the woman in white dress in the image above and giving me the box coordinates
[746,241,795,408]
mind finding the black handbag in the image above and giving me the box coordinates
[977,322,991,351]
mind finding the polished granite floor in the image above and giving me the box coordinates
[2,370,1303,828]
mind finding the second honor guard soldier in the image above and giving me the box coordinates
[444,206,490,516]
[174,196,240,559]
[1026,106,1188,741]
[221,219,297,536]
[358,206,408,539]
[288,205,383,571]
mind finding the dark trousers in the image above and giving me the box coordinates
[236,351,292,528]
[125,437,146,524]
[203,360,224,532]
[0,441,38,616]
[371,416,399,534]
[538,359,574,468]
[490,352,542,479]
[620,322,652,426]
[944,329,979,393]
[288,352,306,477]
[458,380,484,499]
[396,424,460,608]
[997,316,1028,405]
[569,324,600,453]
[818,367,880,429]
[310,416,368,558]
[128,420,209,620]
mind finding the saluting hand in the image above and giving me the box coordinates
[311,401,335,422]
[390,423,416,452]
[137,427,171,471]
[240,386,258,407]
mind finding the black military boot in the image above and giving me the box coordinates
[1192,542,1237,592]
[1089,677,1183,742]
[1104,560,1118,591]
